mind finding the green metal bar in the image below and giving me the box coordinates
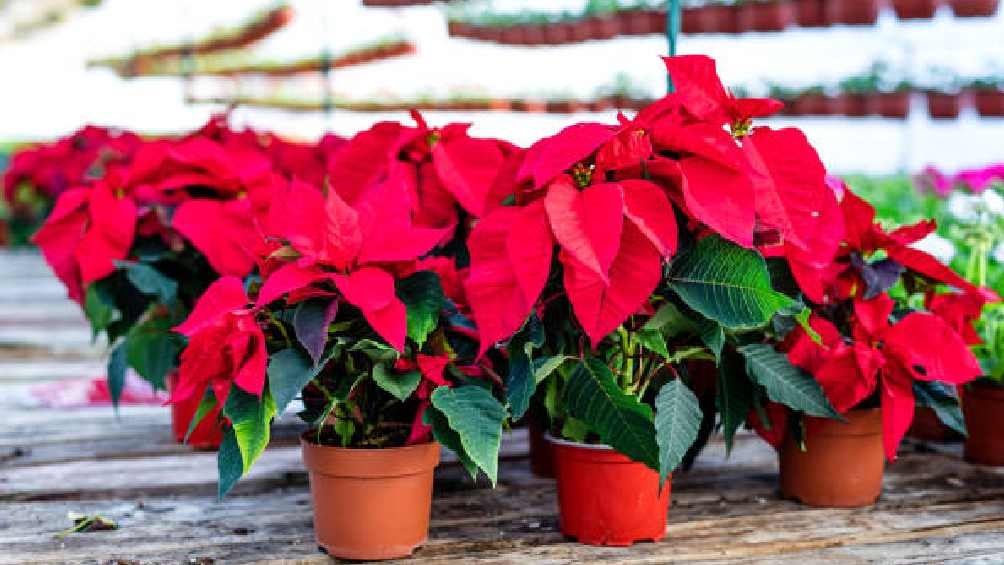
[666,0,680,93]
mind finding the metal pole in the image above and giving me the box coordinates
[666,0,680,93]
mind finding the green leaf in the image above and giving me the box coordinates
[637,329,671,360]
[116,261,178,305]
[84,283,120,340]
[184,389,219,444]
[106,341,128,410]
[913,381,967,436]
[505,332,536,420]
[717,351,753,454]
[217,427,243,499]
[740,344,840,419]
[126,323,181,390]
[267,348,317,415]
[372,363,421,402]
[533,355,572,385]
[668,235,796,330]
[562,357,659,470]
[697,319,725,364]
[430,385,507,485]
[654,379,702,484]
[424,404,478,479]
[350,339,399,363]
[396,271,445,347]
[223,387,277,476]
[643,302,694,337]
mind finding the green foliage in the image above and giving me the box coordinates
[116,261,178,306]
[267,347,317,415]
[914,381,967,436]
[430,385,507,485]
[668,236,796,330]
[217,427,244,499]
[223,387,277,488]
[84,283,120,340]
[717,350,754,454]
[740,344,840,419]
[184,390,219,444]
[562,357,659,470]
[654,379,702,484]
[424,404,478,479]
[372,363,421,402]
[106,341,128,410]
[396,271,445,347]
[125,318,182,390]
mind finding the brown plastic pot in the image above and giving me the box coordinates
[876,91,912,118]
[302,437,441,560]
[826,0,880,24]
[739,1,795,31]
[973,89,1004,116]
[949,0,1000,16]
[794,0,828,25]
[780,409,885,507]
[908,406,959,441]
[551,436,670,546]
[892,0,940,18]
[963,382,1004,466]
[926,91,962,119]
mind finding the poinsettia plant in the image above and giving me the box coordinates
[460,55,849,480]
[3,126,141,245]
[32,116,341,405]
[753,181,994,459]
[179,174,510,497]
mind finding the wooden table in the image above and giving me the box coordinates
[3,250,1004,565]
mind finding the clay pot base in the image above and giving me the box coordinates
[316,538,427,561]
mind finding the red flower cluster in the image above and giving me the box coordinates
[465,55,843,352]
[31,116,345,304]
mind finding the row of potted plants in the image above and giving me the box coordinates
[109,37,417,78]
[88,3,294,78]
[445,0,1000,45]
[767,83,1004,119]
[32,55,1001,561]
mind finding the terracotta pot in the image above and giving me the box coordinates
[588,14,622,40]
[446,20,472,38]
[528,421,555,477]
[973,89,1004,117]
[513,99,548,113]
[543,22,573,44]
[925,91,961,119]
[521,24,546,45]
[551,436,670,546]
[876,91,912,118]
[167,373,223,450]
[826,0,880,24]
[839,92,876,116]
[892,0,940,18]
[647,8,668,33]
[704,4,741,33]
[302,437,441,560]
[963,382,1004,466]
[739,1,795,31]
[546,100,587,113]
[499,26,524,45]
[793,93,838,115]
[568,20,594,42]
[589,98,614,112]
[780,409,884,508]
[794,0,828,25]
[908,406,960,441]
[621,10,654,34]
[949,0,999,16]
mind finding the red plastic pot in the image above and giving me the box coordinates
[446,20,472,38]
[499,26,524,45]
[876,91,912,118]
[794,0,828,26]
[704,4,741,33]
[973,89,1004,116]
[588,14,622,40]
[738,1,795,31]
[838,93,875,116]
[926,91,962,119]
[621,9,655,34]
[167,373,223,450]
[551,436,670,546]
[646,9,668,33]
[826,0,880,24]
[949,0,1000,15]
[780,409,885,508]
[568,20,594,42]
[963,382,1004,466]
[521,24,546,45]
[793,93,839,115]
[302,437,441,560]
[892,0,940,18]
[543,22,573,44]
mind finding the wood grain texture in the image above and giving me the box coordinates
[2,250,1004,564]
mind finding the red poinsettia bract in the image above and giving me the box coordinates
[785,293,982,459]
[173,276,266,406]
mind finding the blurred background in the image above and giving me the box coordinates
[0,0,1001,175]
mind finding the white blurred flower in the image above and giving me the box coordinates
[911,233,956,265]
[982,189,1004,217]
[947,192,983,222]
[994,242,1004,264]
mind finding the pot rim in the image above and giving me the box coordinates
[544,432,615,451]
[300,430,437,454]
